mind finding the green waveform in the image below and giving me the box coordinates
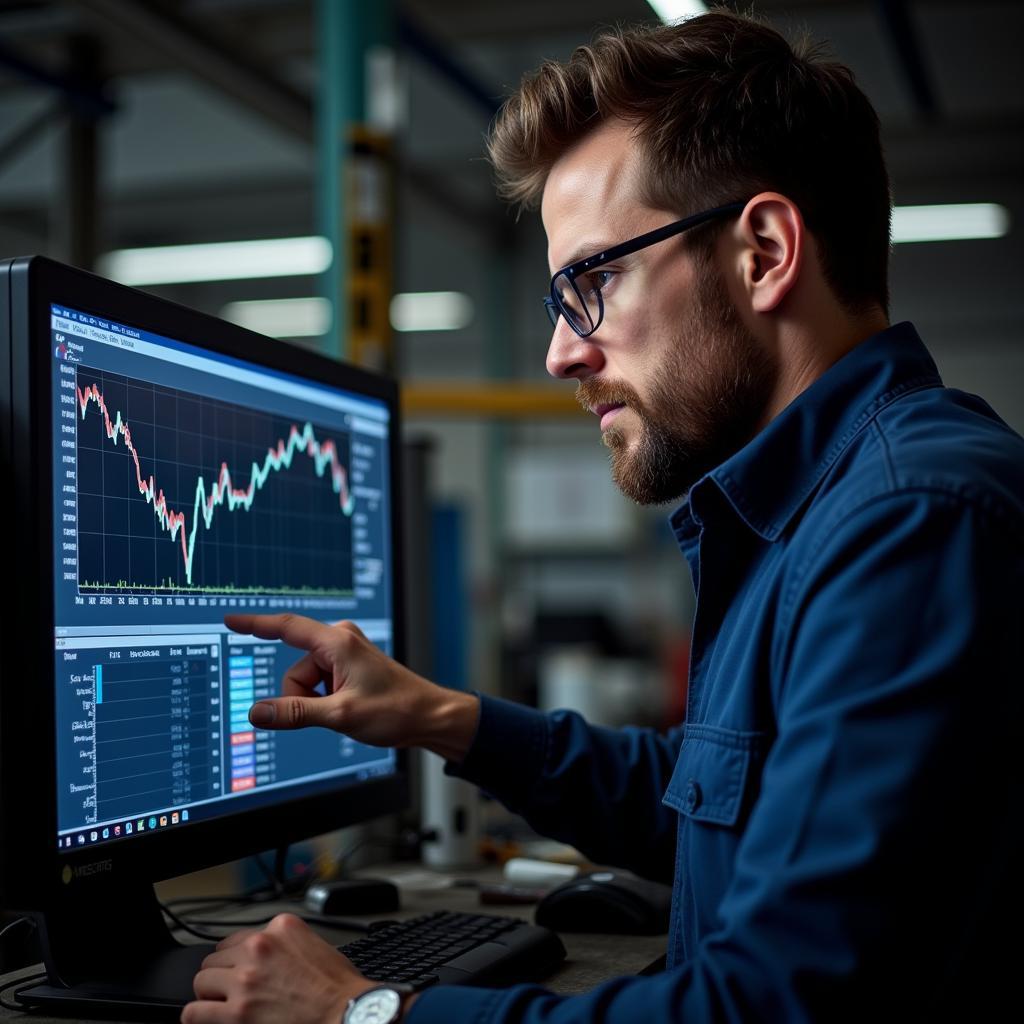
[79,578,356,597]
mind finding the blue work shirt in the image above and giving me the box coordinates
[408,322,1024,1023]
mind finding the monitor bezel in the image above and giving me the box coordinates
[1,255,409,910]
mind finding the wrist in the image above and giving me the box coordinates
[340,984,419,1024]
[418,686,480,764]
[331,978,373,1024]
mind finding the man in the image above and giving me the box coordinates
[184,10,1023,1024]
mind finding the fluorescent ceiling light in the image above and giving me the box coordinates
[390,291,474,332]
[892,203,1010,243]
[221,297,331,338]
[646,0,708,22]
[100,236,332,286]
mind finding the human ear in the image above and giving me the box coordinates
[737,193,804,314]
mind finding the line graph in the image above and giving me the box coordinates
[74,366,355,595]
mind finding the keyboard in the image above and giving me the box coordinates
[340,910,567,990]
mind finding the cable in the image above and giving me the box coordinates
[252,851,286,895]
[0,916,41,1011]
[273,845,288,888]
[162,882,282,918]
[158,901,231,943]
[0,971,48,1013]
[171,913,371,934]
[159,828,436,942]
[0,917,33,945]
[160,895,372,941]
[160,850,303,921]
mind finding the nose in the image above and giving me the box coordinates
[545,318,605,380]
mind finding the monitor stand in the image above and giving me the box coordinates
[15,874,215,1021]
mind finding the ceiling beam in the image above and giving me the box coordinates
[60,0,510,237]
[0,34,115,116]
[875,0,939,118]
[398,14,502,119]
[63,0,313,140]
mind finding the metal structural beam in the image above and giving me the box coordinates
[64,0,312,140]
[50,33,103,272]
[875,0,939,118]
[402,384,583,418]
[397,14,502,120]
[0,36,115,117]
[57,0,518,374]
[315,0,395,361]
[62,0,506,240]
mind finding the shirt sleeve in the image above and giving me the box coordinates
[445,693,684,881]
[413,489,1022,1024]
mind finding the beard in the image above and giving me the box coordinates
[576,257,777,506]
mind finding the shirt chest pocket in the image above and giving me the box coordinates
[661,727,768,965]
[662,726,767,827]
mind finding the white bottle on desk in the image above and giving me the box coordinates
[420,750,479,870]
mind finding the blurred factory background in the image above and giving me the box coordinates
[1,0,1021,730]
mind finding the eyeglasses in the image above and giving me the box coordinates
[543,201,747,338]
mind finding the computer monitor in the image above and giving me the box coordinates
[0,255,408,1015]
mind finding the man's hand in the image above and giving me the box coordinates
[223,613,479,761]
[182,912,372,1024]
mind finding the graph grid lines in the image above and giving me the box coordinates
[74,366,355,595]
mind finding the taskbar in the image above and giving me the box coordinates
[57,756,395,852]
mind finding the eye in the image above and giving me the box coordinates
[578,269,616,297]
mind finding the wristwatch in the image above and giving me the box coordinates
[343,983,415,1024]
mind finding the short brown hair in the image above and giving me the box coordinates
[488,9,892,315]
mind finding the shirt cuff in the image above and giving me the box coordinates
[405,983,517,1024]
[443,692,549,809]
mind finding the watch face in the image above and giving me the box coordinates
[347,987,402,1024]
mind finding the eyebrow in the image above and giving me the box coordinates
[553,242,615,273]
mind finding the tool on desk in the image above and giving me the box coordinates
[421,752,480,869]
[503,857,580,888]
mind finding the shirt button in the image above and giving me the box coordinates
[685,780,702,812]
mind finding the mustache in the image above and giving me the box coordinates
[575,377,643,414]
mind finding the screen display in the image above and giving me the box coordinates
[49,304,396,851]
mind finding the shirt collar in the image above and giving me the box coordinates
[670,321,943,543]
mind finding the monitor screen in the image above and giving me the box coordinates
[48,301,397,852]
[2,257,408,1014]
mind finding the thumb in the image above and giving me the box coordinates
[249,696,338,731]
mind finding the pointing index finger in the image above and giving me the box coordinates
[223,613,331,654]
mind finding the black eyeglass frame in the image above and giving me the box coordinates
[544,200,748,337]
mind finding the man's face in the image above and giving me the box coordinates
[541,121,777,505]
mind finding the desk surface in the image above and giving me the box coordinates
[0,866,667,1021]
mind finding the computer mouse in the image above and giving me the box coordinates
[304,878,400,916]
[533,870,672,935]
